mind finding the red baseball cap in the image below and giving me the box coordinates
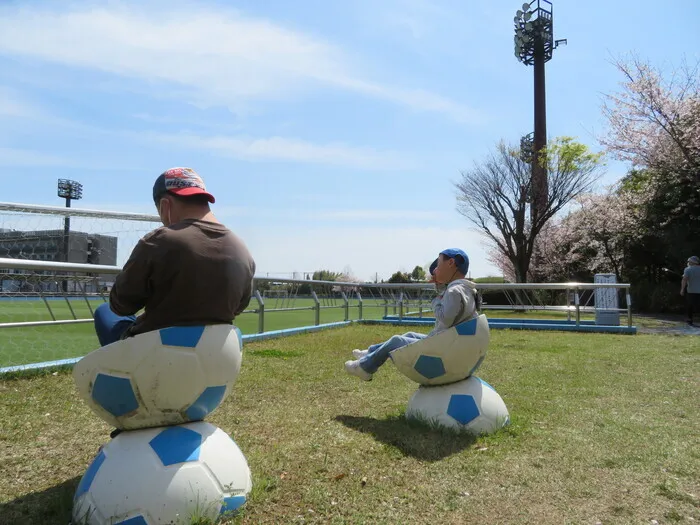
[153,167,215,204]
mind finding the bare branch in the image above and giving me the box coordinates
[455,137,604,282]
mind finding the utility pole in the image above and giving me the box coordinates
[513,0,566,222]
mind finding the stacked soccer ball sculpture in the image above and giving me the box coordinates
[72,324,251,525]
[390,314,510,433]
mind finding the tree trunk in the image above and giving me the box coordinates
[515,254,530,283]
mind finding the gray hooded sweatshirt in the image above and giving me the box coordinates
[428,279,478,337]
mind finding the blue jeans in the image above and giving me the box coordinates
[94,303,136,347]
[359,331,427,374]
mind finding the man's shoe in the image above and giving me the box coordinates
[352,349,369,359]
[344,360,372,381]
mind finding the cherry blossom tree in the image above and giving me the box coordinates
[601,55,700,230]
[601,56,700,307]
[601,55,700,176]
[486,246,515,282]
[552,192,641,280]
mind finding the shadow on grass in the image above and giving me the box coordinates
[0,476,79,525]
[334,414,478,462]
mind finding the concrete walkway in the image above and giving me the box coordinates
[635,314,700,336]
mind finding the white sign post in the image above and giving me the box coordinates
[594,273,620,326]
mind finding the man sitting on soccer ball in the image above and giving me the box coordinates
[93,167,255,346]
[344,248,478,381]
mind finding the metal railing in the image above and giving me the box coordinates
[0,202,160,221]
[0,258,634,331]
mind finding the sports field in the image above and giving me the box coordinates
[0,297,405,368]
[0,296,604,369]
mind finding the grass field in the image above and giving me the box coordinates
[0,297,601,368]
[0,298,396,368]
[1,324,698,524]
[0,297,394,325]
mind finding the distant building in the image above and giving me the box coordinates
[0,229,117,294]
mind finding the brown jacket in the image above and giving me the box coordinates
[109,219,255,338]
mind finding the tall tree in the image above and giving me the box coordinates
[387,271,412,284]
[411,265,426,282]
[601,55,700,177]
[600,56,700,310]
[601,55,700,229]
[455,137,604,282]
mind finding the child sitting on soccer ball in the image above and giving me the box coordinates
[344,248,478,381]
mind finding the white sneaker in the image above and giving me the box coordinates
[352,349,369,359]
[344,360,372,381]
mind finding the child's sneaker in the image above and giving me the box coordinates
[352,349,369,359]
[344,360,372,381]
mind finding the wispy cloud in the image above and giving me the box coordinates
[1,105,416,169]
[0,147,73,167]
[137,131,417,170]
[0,147,140,171]
[0,3,480,123]
[378,0,454,40]
[0,87,45,119]
[131,112,239,129]
[0,86,105,134]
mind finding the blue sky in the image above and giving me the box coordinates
[1,0,698,281]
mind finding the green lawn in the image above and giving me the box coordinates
[0,296,645,368]
[0,298,408,368]
[0,325,697,524]
[0,297,412,324]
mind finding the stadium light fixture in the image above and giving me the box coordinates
[512,0,565,222]
[57,179,84,287]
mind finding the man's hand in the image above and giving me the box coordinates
[680,289,685,296]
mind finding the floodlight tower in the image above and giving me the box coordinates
[57,179,83,291]
[513,0,566,221]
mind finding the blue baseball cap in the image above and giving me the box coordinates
[430,248,469,276]
[440,248,469,274]
[429,258,438,276]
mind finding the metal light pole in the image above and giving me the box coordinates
[57,179,83,292]
[513,0,566,222]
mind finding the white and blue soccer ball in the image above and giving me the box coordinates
[390,314,490,386]
[72,421,252,525]
[406,375,509,434]
[73,324,243,430]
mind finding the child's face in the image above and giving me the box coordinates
[433,254,456,284]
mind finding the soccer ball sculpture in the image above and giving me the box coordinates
[73,422,252,525]
[389,314,490,386]
[73,324,244,430]
[406,376,509,433]
[390,314,510,435]
[72,324,252,525]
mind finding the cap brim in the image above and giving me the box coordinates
[170,187,215,203]
[429,258,438,275]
